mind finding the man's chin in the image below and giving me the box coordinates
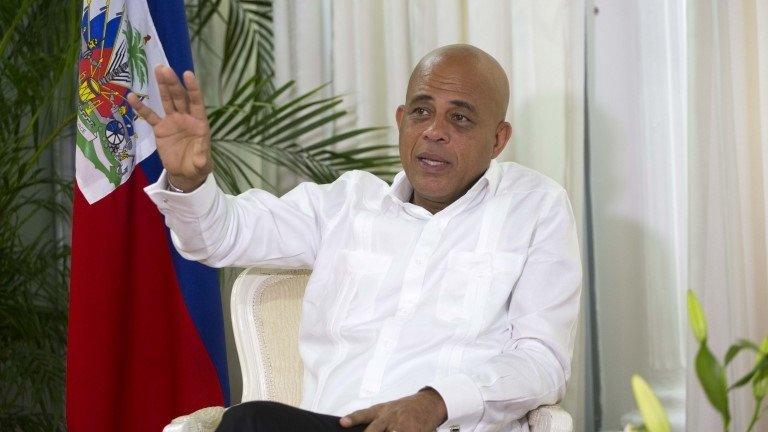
[412,164,453,182]
[412,183,454,204]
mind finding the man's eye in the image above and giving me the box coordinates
[411,107,429,116]
[452,113,470,123]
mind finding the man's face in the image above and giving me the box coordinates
[396,61,510,211]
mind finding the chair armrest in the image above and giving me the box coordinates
[527,404,573,432]
[162,406,225,432]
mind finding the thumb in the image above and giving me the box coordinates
[340,406,380,427]
[192,151,213,174]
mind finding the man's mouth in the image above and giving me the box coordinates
[416,153,450,169]
[420,157,448,166]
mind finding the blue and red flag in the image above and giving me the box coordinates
[67,0,229,429]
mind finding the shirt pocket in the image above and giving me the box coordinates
[491,252,528,289]
[436,251,527,324]
[337,249,392,326]
[436,251,493,323]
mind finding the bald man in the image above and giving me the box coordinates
[135,45,582,432]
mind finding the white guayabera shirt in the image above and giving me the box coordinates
[145,160,582,432]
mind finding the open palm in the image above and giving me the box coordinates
[128,65,212,191]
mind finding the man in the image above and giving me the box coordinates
[129,44,581,432]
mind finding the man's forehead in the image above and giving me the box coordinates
[406,66,491,111]
[406,45,510,120]
[407,93,478,113]
[410,60,484,89]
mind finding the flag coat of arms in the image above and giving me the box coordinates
[76,0,162,203]
[67,0,229,430]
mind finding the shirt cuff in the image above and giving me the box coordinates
[143,170,218,218]
[428,374,484,431]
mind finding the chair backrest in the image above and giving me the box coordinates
[230,268,310,406]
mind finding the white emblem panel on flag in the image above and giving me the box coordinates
[76,0,169,203]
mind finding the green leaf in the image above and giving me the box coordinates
[190,0,399,191]
[695,342,730,427]
[0,1,78,427]
[302,127,386,152]
[630,375,671,432]
[748,355,768,432]
[208,81,398,189]
[219,0,274,90]
[687,290,707,342]
[731,354,768,389]
[725,339,760,366]
[754,367,768,399]
[752,337,768,400]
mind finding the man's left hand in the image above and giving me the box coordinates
[340,388,448,432]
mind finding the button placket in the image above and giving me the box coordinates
[359,320,402,397]
[396,220,444,314]
[358,220,450,397]
[437,195,515,381]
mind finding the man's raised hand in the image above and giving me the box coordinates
[127,65,212,192]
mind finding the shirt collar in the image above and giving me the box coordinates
[385,159,503,215]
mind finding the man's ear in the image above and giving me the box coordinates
[492,121,512,158]
[395,105,405,129]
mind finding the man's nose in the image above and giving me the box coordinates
[422,117,448,142]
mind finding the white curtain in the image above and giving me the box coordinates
[687,1,768,430]
[587,1,688,430]
[273,0,590,429]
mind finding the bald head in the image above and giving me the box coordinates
[407,44,510,121]
[396,44,513,214]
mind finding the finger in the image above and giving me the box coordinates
[362,417,388,432]
[156,65,177,115]
[341,406,379,427]
[163,66,190,114]
[127,93,161,126]
[183,71,207,121]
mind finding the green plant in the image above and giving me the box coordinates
[0,0,81,430]
[186,0,400,194]
[0,0,398,429]
[627,375,671,432]
[627,290,768,432]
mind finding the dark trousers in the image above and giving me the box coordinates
[215,401,368,432]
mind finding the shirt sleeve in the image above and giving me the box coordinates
[143,169,347,268]
[428,189,582,430]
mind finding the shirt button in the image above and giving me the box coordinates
[383,338,396,350]
[399,303,415,315]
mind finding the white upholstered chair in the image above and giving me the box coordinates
[164,268,574,432]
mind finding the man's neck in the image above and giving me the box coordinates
[409,171,487,214]
[410,194,450,214]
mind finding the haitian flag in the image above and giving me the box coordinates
[67,0,229,430]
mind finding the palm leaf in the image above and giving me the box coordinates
[191,0,400,194]
[188,0,274,96]
[0,0,79,430]
[210,79,399,193]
